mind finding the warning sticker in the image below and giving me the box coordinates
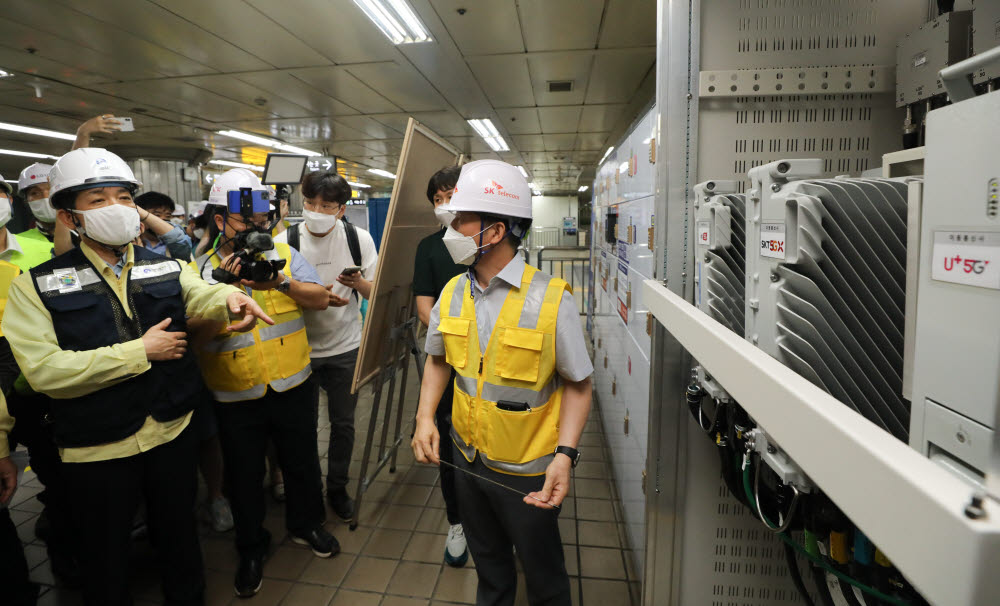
[760,222,786,259]
[696,220,711,247]
[931,231,1000,291]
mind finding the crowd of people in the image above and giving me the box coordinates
[0,115,592,606]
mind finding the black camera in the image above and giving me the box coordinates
[211,188,288,284]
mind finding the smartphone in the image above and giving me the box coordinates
[340,266,362,276]
[114,116,135,132]
[496,400,530,412]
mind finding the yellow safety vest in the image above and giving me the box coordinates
[438,265,569,476]
[190,242,311,402]
[0,233,54,337]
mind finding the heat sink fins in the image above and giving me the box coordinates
[775,178,910,441]
[702,194,746,335]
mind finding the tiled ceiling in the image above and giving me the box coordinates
[0,0,655,193]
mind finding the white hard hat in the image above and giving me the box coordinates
[0,174,10,195]
[18,163,52,191]
[438,159,532,220]
[171,205,185,217]
[49,148,140,206]
[190,201,208,218]
[207,168,274,210]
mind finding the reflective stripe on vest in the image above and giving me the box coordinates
[439,265,569,476]
[191,243,312,401]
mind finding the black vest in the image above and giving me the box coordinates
[29,246,204,448]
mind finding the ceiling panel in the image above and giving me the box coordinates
[290,67,400,114]
[585,50,655,104]
[357,139,404,155]
[149,0,329,69]
[537,106,582,134]
[183,75,316,119]
[431,0,524,55]
[527,54,593,107]
[333,116,404,140]
[406,111,474,138]
[598,0,657,48]
[345,63,448,112]
[64,0,272,73]
[518,0,604,52]
[512,135,545,152]
[232,71,360,116]
[245,0,399,65]
[0,27,155,84]
[575,132,611,151]
[100,81,272,123]
[496,108,541,135]
[578,103,627,132]
[466,56,535,108]
[543,134,576,151]
[4,2,218,78]
[224,117,368,143]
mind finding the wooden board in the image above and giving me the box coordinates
[352,119,461,392]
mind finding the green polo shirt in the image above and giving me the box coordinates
[413,227,466,301]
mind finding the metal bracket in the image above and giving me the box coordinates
[699,65,894,98]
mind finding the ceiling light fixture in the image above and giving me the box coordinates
[467,119,509,152]
[600,146,614,163]
[0,121,76,141]
[516,165,529,178]
[216,130,320,157]
[0,148,60,160]
[368,168,396,179]
[578,186,588,192]
[348,181,371,189]
[532,189,542,196]
[528,182,537,189]
[619,161,628,174]
[0,70,14,79]
[353,0,431,44]
[209,159,264,172]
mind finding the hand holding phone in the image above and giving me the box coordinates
[340,266,362,277]
[112,116,135,131]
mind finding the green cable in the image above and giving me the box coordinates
[740,460,913,606]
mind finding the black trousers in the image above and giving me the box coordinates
[7,392,74,560]
[62,424,204,606]
[215,380,324,558]
[311,349,359,493]
[1,505,37,606]
[436,374,461,525]
[454,453,571,606]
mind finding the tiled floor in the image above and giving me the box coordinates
[8,359,640,605]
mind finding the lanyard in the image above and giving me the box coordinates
[437,459,560,510]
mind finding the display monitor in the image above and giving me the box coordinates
[262,154,308,185]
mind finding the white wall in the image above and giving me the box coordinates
[530,195,577,228]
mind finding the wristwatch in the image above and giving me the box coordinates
[555,445,581,467]
[275,274,292,293]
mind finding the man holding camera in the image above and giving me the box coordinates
[1,149,275,606]
[275,170,377,522]
[192,168,336,599]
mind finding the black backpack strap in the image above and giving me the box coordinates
[342,218,362,300]
[287,223,300,252]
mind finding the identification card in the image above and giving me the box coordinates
[53,268,82,293]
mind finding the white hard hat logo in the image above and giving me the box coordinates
[485,180,521,201]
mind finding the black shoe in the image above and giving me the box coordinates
[234,555,264,598]
[291,526,340,558]
[327,489,355,522]
[33,509,51,543]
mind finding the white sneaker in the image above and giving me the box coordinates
[210,497,235,533]
[444,523,469,567]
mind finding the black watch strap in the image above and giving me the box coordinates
[555,445,581,467]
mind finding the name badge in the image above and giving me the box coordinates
[53,268,82,293]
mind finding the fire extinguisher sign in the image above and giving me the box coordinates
[760,222,785,260]
[931,231,1000,290]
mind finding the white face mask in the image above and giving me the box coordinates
[73,204,142,246]
[303,209,339,234]
[169,217,185,228]
[28,197,58,224]
[0,198,11,229]
[434,206,456,229]
[193,227,205,240]
[442,223,497,266]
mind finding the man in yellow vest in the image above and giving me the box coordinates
[411,160,593,606]
[192,168,336,598]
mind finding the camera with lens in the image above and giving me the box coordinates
[211,187,287,284]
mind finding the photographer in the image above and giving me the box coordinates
[275,170,377,522]
[191,168,336,599]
